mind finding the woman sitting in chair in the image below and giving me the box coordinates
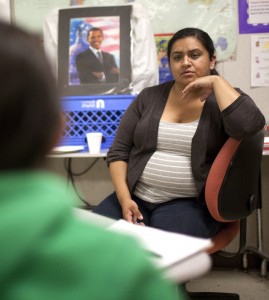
[93,27,265,239]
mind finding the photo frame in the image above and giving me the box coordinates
[58,5,132,96]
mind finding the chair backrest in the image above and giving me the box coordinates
[205,130,264,254]
[205,130,264,223]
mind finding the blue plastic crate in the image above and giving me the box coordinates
[60,94,135,150]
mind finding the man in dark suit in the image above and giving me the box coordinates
[75,27,119,84]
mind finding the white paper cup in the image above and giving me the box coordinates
[86,132,102,153]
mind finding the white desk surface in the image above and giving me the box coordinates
[51,149,268,157]
[48,150,108,158]
[73,209,212,284]
[49,141,268,158]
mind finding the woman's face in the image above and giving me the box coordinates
[169,37,216,88]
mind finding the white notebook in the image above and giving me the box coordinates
[108,219,212,269]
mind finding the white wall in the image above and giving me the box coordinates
[219,34,269,120]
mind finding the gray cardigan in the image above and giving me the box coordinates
[107,81,265,200]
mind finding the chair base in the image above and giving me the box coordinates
[188,292,239,300]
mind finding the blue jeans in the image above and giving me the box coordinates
[93,192,224,239]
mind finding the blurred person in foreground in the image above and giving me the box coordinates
[0,21,184,300]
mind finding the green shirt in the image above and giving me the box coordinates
[0,171,184,300]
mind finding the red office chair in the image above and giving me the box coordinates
[188,130,265,300]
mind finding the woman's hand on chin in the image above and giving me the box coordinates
[182,75,216,101]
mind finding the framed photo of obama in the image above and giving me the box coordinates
[58,5,132,96]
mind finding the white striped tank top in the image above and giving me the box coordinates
[133,120,199,203]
